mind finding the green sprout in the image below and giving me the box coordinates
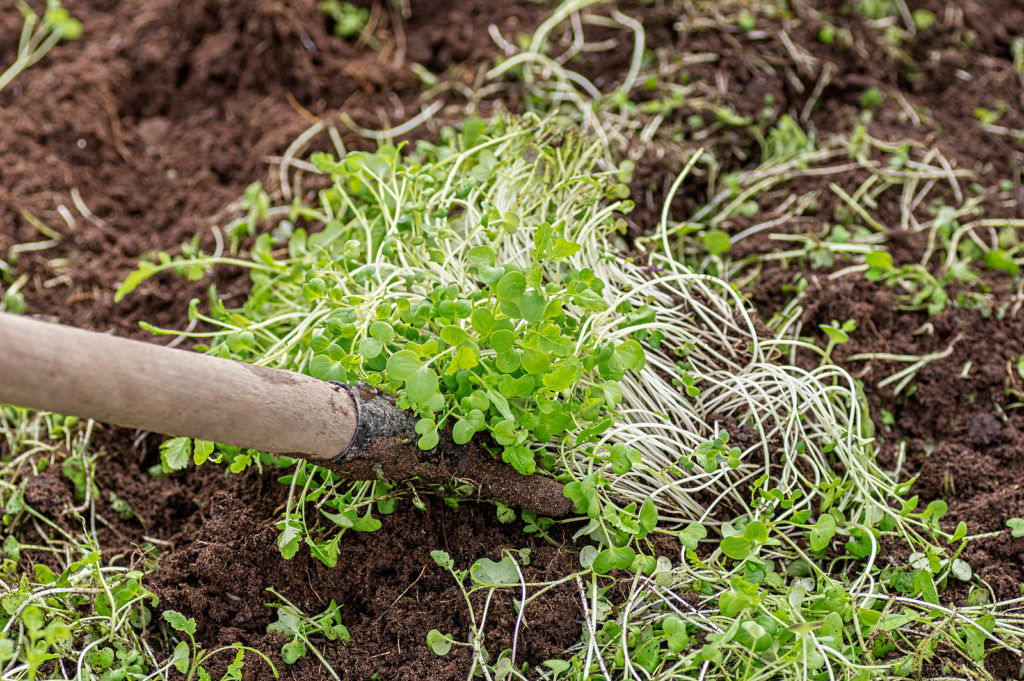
[819,318,856,363]
[317,0,370,39]
[163,610,277,681]
[1,0,81,93]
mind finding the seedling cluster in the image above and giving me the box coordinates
[3,0,1024,679]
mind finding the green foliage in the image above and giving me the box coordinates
[163,609,277,680]
[121,117,657,561]
[317,0,369,38]
[266,590,350,666]
[1007,518,1024,538]
[1,0,82,93]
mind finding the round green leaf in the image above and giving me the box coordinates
[368,321,395,341]
[406,367,439,403]
[865,250,893,270]
[470,308,495,336]
[720,536,752,560]
[743,520,769,543]
[702,230,732,256]
[309,354,348,382]
[358,337,383,359]
[426,629,453,656]
[440,325,468,346]
[810,514,837,551]
[386,349,422,382]
[453,419,475,444]
[489,329,515,352]
[495,271,526,303]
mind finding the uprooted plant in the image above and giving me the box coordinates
[112,112,1024,679]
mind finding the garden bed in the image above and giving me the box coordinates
[2,0,1023,679]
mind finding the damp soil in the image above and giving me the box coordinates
[1,0,584,678]
[4,0,1024,678]
[651,0,1024,631]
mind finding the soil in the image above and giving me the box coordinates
[3,0,1024,679]
[644,0,1024,601]
[644,0,1024,620]
[2,0,581,678]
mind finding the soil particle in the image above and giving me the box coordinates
[23,472,73,518]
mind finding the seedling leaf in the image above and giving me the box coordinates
[160,437,191,473]
[427,629,453,656]
[163,610,197,635]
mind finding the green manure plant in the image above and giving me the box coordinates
[122,114,917,558]
[112,112,1024,679]
[1,0,81,93]
[671,120,1024,327]
[0,408,186,680]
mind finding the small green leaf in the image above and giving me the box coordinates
[470,556,520,585]
[452,420,476,444]
[193,440,214,465]
[743,521,769,543]
[427,629,453,656]
[114,262,158,303]
[310,353,348,382]
[406,367,439,403]
[914,569,940,605]
[489,329,515,352]
[160,437,191,473]
[702,230,731,256]
[470,308,495,336]
[281,637,306,664]
[1007,518,1024,538]
[386,350,422,381]
[502,445,535,475]
[368,321,395,341]
[440,325,468,345]
[451,344,479,371]
[542,361,579,391]
[163,610,197,635]
[985,249,1019,275]
[519,292,547,323]
[663,615,689,653]
[639,498,658,532]
[810,514,836,551]
[358,337,383,359]
[721,536,752,560]
[495,271,526,303]
[865,250,893,270]
[615,340,646,371]
[171,640,190,673]
[679,522,707,551]
[592,546,636,574]
[33,564,57,585]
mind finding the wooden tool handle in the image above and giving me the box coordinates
[0,313,572,517]
[0,312,357,461]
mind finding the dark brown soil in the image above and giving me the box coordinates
[4,0,1024,678]
[0,0,550,338]
[2,0,581,679]
[658,0,1024,613]
[148,470,583,680]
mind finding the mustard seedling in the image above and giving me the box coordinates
[163,611,277,681]
[1,0,81,93]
